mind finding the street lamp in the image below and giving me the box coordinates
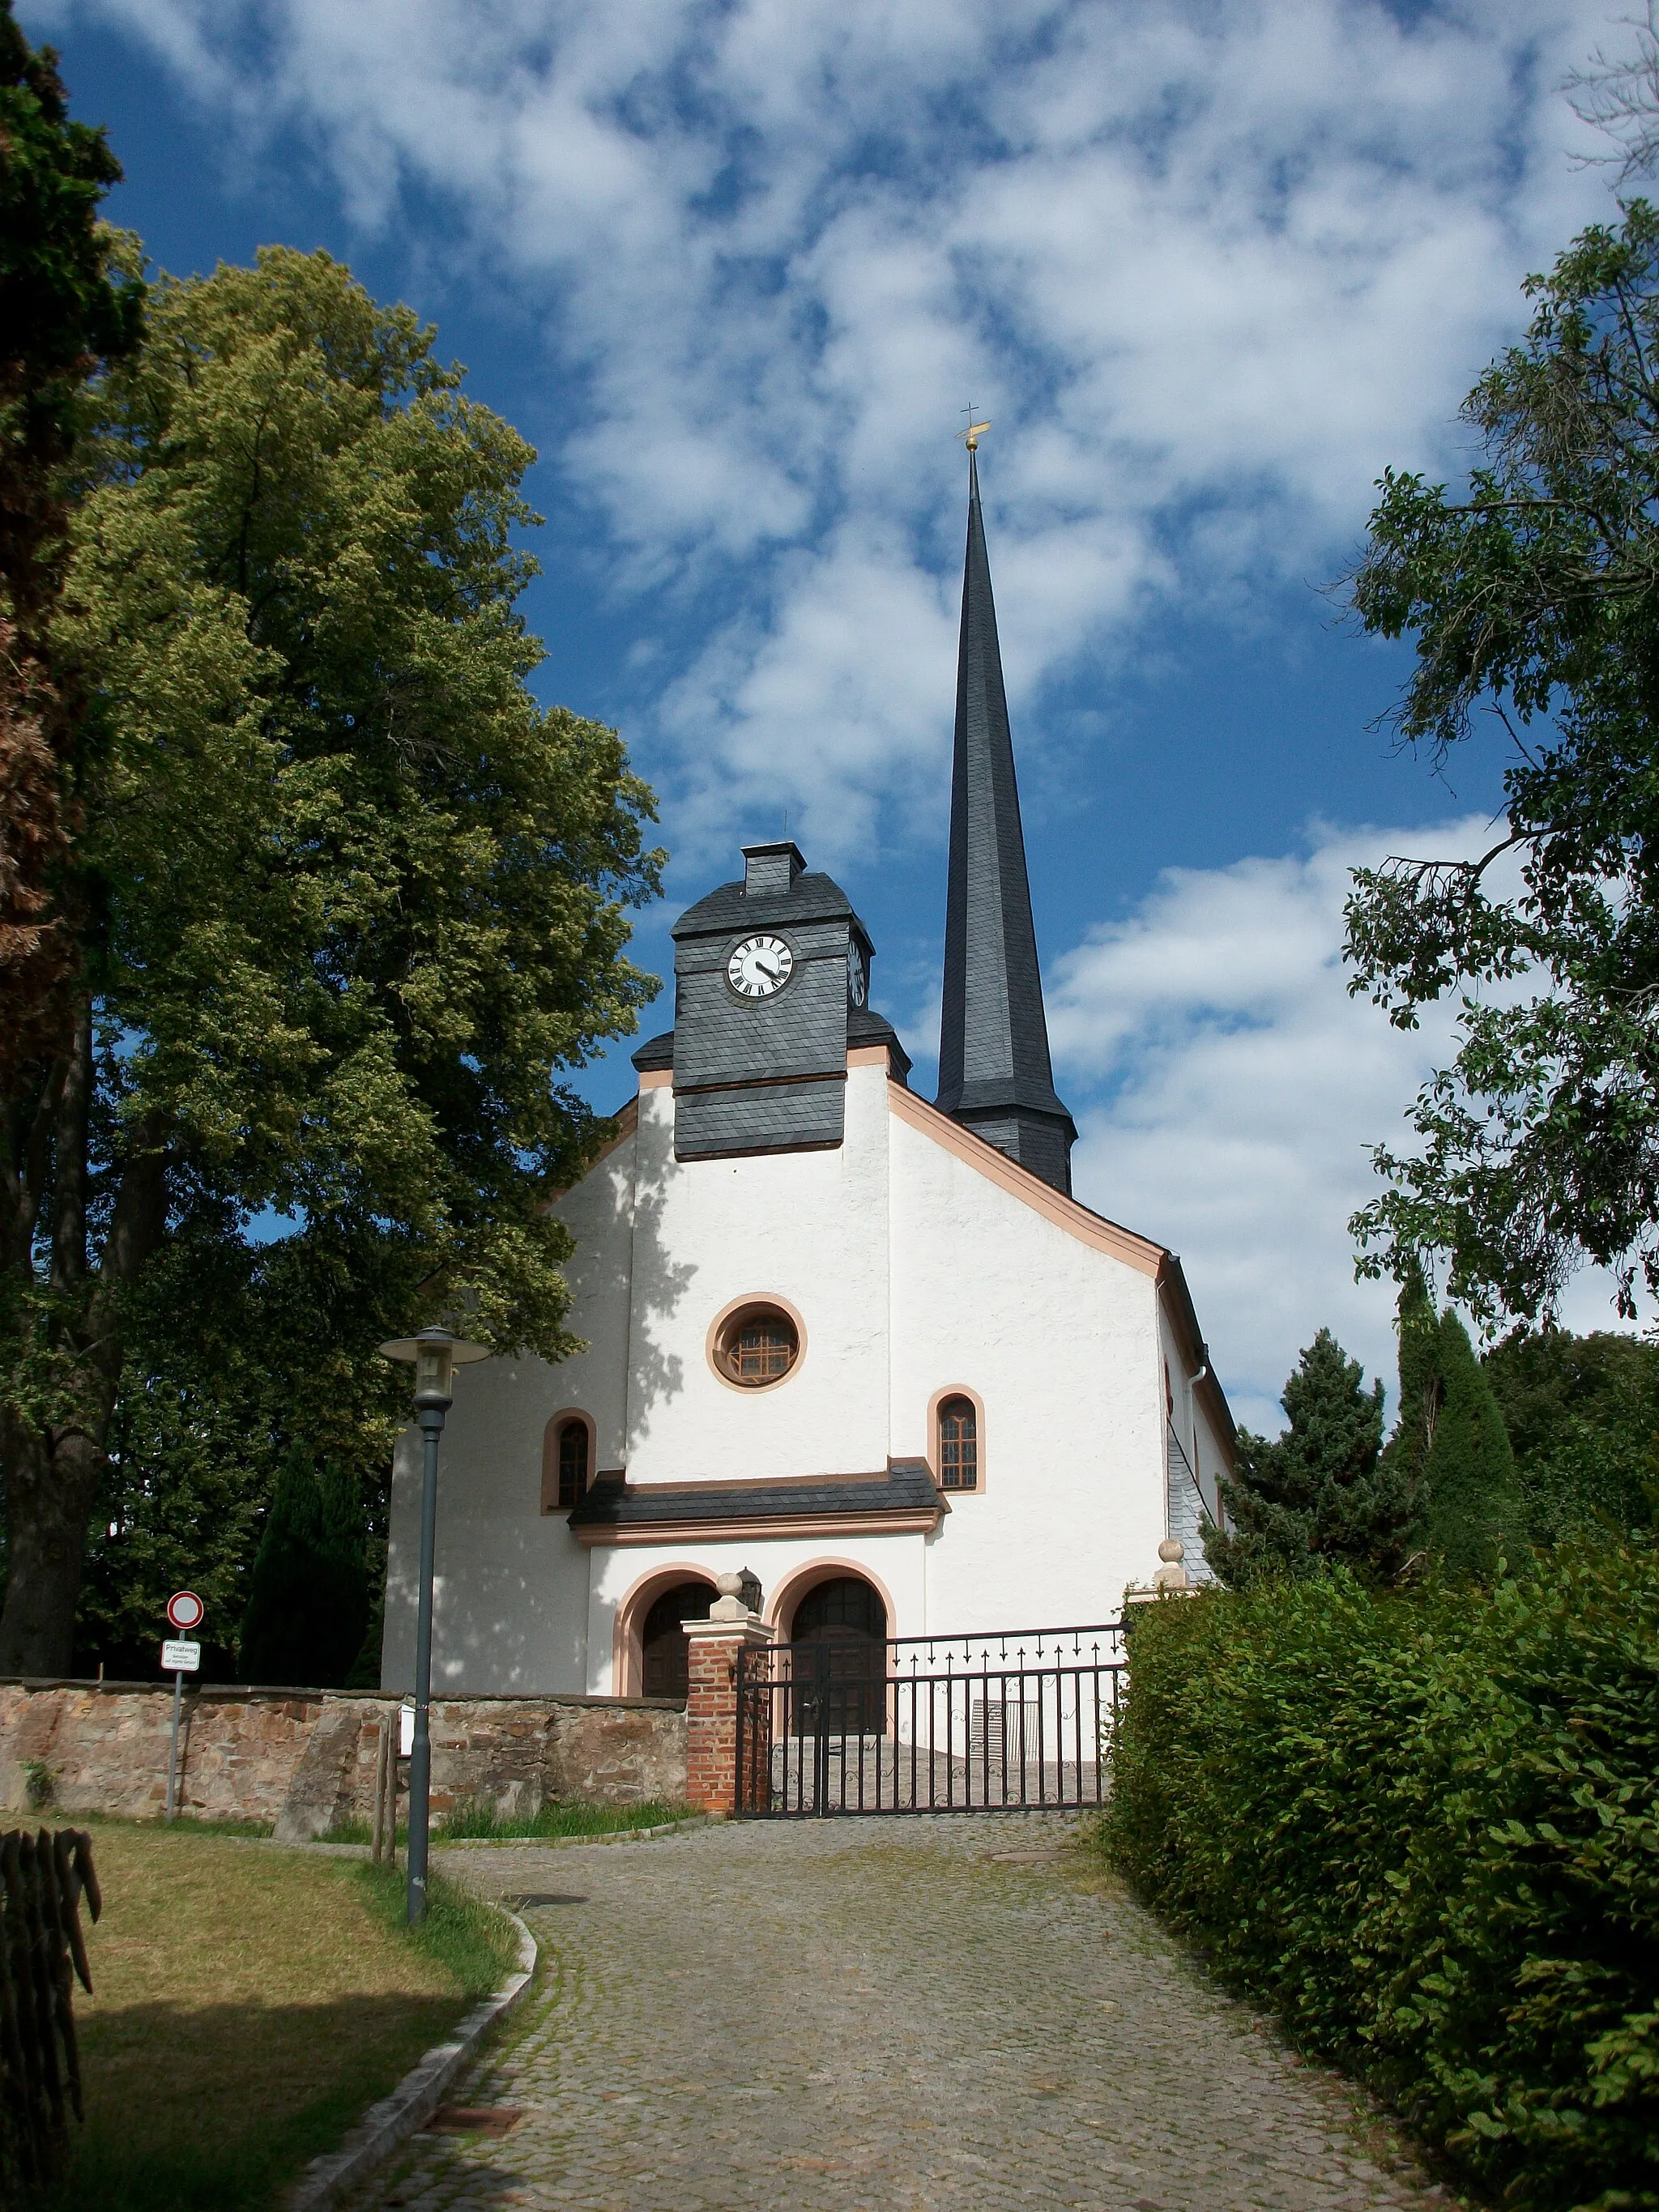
[379,1323,489,1923]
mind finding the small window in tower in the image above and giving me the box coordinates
[557,1418,589,1509]
[938,1397,978,1490]
[714,1304,800,1389]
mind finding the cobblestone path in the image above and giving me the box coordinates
[348,1816,1468,2212]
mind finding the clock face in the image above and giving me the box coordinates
[847,940,869,1008]
[727,933,795,999]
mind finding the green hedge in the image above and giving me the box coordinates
[1101,1546,1659,2212]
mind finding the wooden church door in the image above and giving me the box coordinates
[790,1575,889,1736]
[639,1581,714,1700]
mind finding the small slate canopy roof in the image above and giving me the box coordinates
[568,1460,946,1532]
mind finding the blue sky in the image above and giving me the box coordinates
[30,0,1640,1427]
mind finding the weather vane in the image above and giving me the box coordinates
[958,402,990,451]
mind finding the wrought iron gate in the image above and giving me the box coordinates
[735,1622,1126,1816]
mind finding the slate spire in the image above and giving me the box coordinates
[936,447,1077,1195]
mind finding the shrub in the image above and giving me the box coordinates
[1102,1548,1659,2212]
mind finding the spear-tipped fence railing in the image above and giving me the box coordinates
[737,1622,1128,1815]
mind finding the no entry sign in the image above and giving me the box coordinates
[161,1607,203,1822]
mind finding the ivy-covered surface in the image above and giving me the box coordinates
[1102,1552,1659,2212]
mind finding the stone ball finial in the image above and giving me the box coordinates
[1158,1538,1185,1564]
[714,1571,745,1600]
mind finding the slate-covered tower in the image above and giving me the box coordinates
[659,839,907,1161]
[936,447,1077,1195]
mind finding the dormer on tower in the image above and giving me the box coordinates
[663,840,900,1161]
[936,447,1077,1195]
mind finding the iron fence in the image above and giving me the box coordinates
[736,1622,1127,1816]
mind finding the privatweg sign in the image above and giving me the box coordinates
[162,1597,207,1822]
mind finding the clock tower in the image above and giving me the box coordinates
[642,839,900,1161]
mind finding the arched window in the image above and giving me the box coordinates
[938,1397,978,1491]
[556,1417,589,1509]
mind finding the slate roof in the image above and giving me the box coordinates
[672,871,857,939]
[630,1007,912,1081]
[630,1029,674,1072]
[567,1459,946,1530]
[847,1007,913,1080]
[936,449,1076,1187]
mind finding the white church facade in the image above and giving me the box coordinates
[382,451,1234,1703]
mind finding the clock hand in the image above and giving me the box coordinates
[755,957,782,979]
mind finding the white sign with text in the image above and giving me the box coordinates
[161,1639,201,1673]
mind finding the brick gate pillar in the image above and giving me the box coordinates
[683,1576,773,1817]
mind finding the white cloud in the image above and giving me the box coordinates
[1048,817,1634,1434]
[51,0,1652,1426]
[59,0,1623,863]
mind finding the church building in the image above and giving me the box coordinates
[382,450,1234,1701]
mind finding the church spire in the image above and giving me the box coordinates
[936,441,1077,1194]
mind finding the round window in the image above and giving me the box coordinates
[714,1305,800,1389]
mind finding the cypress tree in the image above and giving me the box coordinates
[238,1448,369,1686]
[1205,1329,1417,1587]
[1388,1258,1440,1480]
[316,1462,370,1686]
[1382,1262,1528,1578]
[238,1446,324,1685]
[1422,1308,1527,1577]
[343,1587,385,1691]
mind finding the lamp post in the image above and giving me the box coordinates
[378,1323,489,1923]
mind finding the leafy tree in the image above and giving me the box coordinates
[1384,1264,1526,1579]
[0,246,662,1674]
[1482,1323,1659,1542]
[238,1448,367,1688]
[1205,1328,1416,1587]
[1563,2,1659,190]
[0,1,141,1089]
[71,1218,404,1677]
[1346,203,1659,1325]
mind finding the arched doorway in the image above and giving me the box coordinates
[639,1580,714,1701]
[789,1575,888,1735]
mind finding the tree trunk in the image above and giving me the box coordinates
[0,1415,107,1676]
[0,996,170,1675]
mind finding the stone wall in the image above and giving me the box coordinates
[0,1681,687,1838]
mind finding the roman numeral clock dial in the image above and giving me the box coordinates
[726,934,795,999]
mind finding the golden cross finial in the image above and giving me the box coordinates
[959,402,990,451]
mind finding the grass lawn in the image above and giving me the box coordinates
[40,1818,518,2212]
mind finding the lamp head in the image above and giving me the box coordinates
[379,1324,491,1408]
